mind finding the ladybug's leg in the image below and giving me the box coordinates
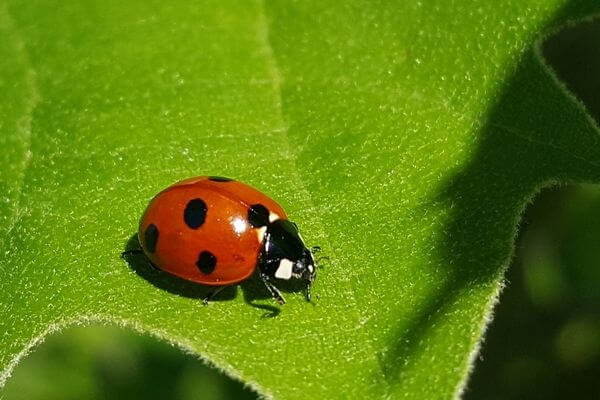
[202,286,229,305]
[121,249,144,257]
[146,260,161,271]
[260,273,286,305]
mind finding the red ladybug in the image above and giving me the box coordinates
[123,176,317,305]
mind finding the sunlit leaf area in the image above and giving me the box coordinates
[1,2,599,399]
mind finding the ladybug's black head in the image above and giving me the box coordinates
[259,219,317,302]
[293,247,317,301]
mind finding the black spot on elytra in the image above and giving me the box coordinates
[144,223,159,253]
[184,198,207,229]
[208,176,233,182]
[196,251,217,274]
[248,204,270,227]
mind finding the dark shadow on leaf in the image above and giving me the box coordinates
[381,3,600,386]
[240,275,281,318]
[239,271,310,318]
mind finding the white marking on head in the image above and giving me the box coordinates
[308,263,314,273]
[256,226,267,243]
[231,217,247,235]
[269,212,280,223]
[274,259,293,280]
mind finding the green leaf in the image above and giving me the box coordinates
[2,1,600,398]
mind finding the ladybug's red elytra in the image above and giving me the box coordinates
[123,176,318,305]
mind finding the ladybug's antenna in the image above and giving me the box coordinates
[310,246,329,266]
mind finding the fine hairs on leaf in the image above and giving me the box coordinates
[1,1,600,399]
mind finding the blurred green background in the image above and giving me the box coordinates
[466,20,600,400]
[2,17,600,400]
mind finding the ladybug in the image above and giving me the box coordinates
[123,176,318,305]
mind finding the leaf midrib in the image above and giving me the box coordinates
[0,3,39,255]
[258,0,389,392]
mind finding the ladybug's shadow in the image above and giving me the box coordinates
[123,234,303,318]
[239,274,308,318]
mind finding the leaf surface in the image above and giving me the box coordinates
[1,1,600,398]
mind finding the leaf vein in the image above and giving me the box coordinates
[257,0,389,391]
[492,122,600,170]
[0,3,40,262]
